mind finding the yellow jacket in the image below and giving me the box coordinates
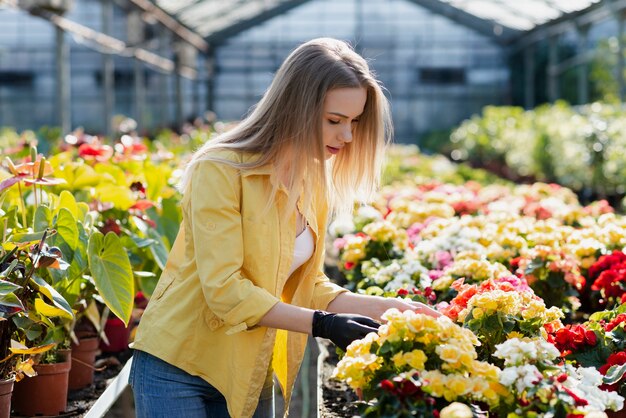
[131,150,347,418]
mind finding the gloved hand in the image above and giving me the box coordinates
[311,311,380,351]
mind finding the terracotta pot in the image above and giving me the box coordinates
[69,337,100,390]
[11,352,71,416]
[100,318,130,352]
[0,378,14,418]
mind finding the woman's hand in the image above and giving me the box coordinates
[327,292,441,322]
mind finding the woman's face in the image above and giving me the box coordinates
[322,87,367,159]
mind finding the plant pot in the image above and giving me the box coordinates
[69,337,100,390]
[0,378,14,418]
[100,318,131,352]
[11,351,71,416]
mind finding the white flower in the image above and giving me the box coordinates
[328,217,355,238]
[499,367,519,387]
[356,205,383,221]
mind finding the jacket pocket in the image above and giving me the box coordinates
[203,308,225,331]
[151,271,176,300]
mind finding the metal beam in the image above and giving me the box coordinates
[511,0,626,51]
[403,0,520,45]
[126,0,209,52]
[204,0,310,44]
[27,8,190,76]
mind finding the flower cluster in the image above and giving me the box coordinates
[515,245,585,316]
[493,338,624,417]
[333,309,506,409]
[589,251,626,308]
[440,277,563,360]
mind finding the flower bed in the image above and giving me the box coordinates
[327,146,626,417]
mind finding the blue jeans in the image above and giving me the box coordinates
[129,350,275,418]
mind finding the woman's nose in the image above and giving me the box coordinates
[341,127,353,143]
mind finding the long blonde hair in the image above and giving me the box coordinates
[179,37,393,219]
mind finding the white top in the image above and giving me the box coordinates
[288,226,314,276]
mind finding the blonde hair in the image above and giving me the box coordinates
[179,37,393,219]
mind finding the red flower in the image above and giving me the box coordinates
[380,379,395,392]
[589,251,626,280]
[605,313,626,332]
[78,142,114,162]
[397,288,409,296]
[552,324,597,353]
[344,262,355,270]
[599,351,626,375]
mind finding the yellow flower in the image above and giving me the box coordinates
[391,352,406,368]
[472,307,484,319]
[404,349,427,370]
[437,344,462,364]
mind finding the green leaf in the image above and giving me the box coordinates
[33,205,52,232]
[57,190,78,219]
[94,184,135,211]
[147,228,169,271]
[77,202,90,225]
[604,363,626,385]
[12,316,43,341]
[9,230,48,244]
[0,292,24,310]
[88,232,134,325]
[0,278,21,295]
[72,164,101,189]
[0,259,18,278]
[94,164,127,186]
[135,271,158,298]
[54,208,79,250]
[30,275,74,319]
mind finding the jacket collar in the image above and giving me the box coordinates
[240,152,273,177]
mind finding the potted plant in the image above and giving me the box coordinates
[0,229,75,417]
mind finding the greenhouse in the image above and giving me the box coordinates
[1,0,626,417]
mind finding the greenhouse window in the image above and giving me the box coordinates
[0,71,34,86]
[419,68,466,85]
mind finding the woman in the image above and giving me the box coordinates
[129,37,440,418]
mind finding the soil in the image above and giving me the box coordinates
[10,349,133,418]
[317,339,360,418]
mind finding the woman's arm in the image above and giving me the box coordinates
[326,292,441,321]
[258,302,315,334]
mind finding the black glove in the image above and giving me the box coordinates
[311,310,380,351]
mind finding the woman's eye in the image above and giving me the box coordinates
[351,119,359,124]
[328,119,340,125]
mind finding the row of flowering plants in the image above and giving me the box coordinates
[449,101,626,202]
[329,146,626,417]
[0,125,204,390]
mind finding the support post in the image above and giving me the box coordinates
[133,59,145,132]
[55,26,71,135]
[547,35,559,102]
[206,49,215,113]
[577,25,590,105]
[102,0,115,137]
[524,44,535,109]
[616,11,625,102]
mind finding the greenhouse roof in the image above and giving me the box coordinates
[152,0,603,44]
[154,0,309,42]
[438,0,601,31]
